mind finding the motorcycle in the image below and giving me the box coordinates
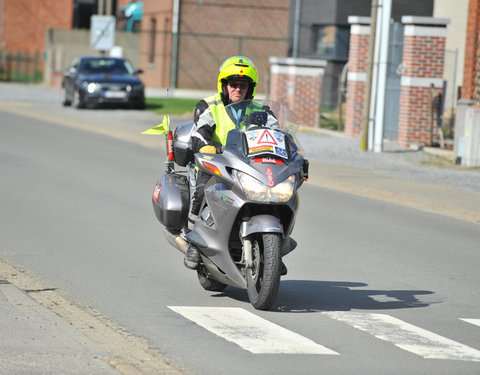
[149,100,309,310]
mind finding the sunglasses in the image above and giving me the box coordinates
[228,81,249,90]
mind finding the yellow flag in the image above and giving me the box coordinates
[142,115,169,135]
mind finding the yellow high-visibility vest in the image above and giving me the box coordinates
[205,94,264,145]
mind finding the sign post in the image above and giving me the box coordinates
[90,15,116,52]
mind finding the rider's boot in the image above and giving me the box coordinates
[184,245,201,269]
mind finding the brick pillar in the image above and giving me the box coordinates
[461,0,480,101]
[269,57,326,128]
[398,17,449,147]
[344,17,371,138]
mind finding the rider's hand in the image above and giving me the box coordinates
[199,145,217,154]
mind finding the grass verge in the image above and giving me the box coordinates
[146,97,197,116]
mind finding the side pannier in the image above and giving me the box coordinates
[152,173,189,231]
[173,121,194,167]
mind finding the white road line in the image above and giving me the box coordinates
[461,319,480,328]
[324,312,480,362]
[168,306,339,355]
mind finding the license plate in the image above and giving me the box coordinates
[105,90,126,98]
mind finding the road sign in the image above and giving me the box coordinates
[90,15,116,51]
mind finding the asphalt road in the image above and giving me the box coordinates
[0,83,479,374]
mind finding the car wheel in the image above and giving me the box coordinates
[62,87,71,106]
[134,102,146,110]
[73,90,85,109]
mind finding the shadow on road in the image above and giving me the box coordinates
[210,280,437,312]
[274,280,436,312]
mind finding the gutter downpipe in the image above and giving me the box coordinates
[170,0,180,90]
[0,0,5,71]
[292,0,302,57]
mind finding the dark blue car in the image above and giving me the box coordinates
[62,56,145,109]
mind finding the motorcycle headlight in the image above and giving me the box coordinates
[235,171,295,203]
[270,175,296,201]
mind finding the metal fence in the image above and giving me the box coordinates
[0,51,43,83]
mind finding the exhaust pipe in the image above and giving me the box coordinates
[163,227,189,255]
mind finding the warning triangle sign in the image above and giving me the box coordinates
[257,129,278,145]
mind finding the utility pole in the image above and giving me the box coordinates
[98,0,104,14]
[361,0,378,151]
[373,0,392,153]
[170,0,180,90]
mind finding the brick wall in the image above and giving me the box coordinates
[139,0,173,88]
[397,17,448,147]
[344,18,370,138]
[1,0,73,74]
[175,0,290,93]
[3,0,73,55]
[269,57,326,128]
[461,0,480,100]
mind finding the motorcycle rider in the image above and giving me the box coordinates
[185,56,278,270]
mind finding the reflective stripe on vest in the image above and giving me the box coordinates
[205,94,264,145]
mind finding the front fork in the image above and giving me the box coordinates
[244,239,253,269]
[240,214,284,271]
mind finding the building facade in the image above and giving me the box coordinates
[0,0,74,68]
[139,0,290,94]
[287,0,434,109]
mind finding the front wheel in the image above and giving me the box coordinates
[246,233,282,310]
[73,90,85,109]
[62,87,71,106]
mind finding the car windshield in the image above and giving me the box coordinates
[79,58,135,75]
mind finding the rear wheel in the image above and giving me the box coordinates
[246,233,282,310]
[197,265,227,292]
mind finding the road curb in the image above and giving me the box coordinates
[0,259,186,375]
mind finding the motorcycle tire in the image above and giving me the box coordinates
[197,265,227,292]
[246,233,282,310]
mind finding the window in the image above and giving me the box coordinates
[312,25,349,59]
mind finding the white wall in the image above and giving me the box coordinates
[433,0,469,111]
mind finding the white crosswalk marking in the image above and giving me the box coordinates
[461,319,480,328]
[168,306,339,355]
[324,312,480,361]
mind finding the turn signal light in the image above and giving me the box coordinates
[202,161,222,176]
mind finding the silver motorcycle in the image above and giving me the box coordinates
[151,100,309,310]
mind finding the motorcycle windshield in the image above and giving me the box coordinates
[223,100,303,160]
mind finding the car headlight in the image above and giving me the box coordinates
[235,170,295,202]
[127,83,144,92]
[86,82,100,93]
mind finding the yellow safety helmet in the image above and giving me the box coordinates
[217,56,258,102]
